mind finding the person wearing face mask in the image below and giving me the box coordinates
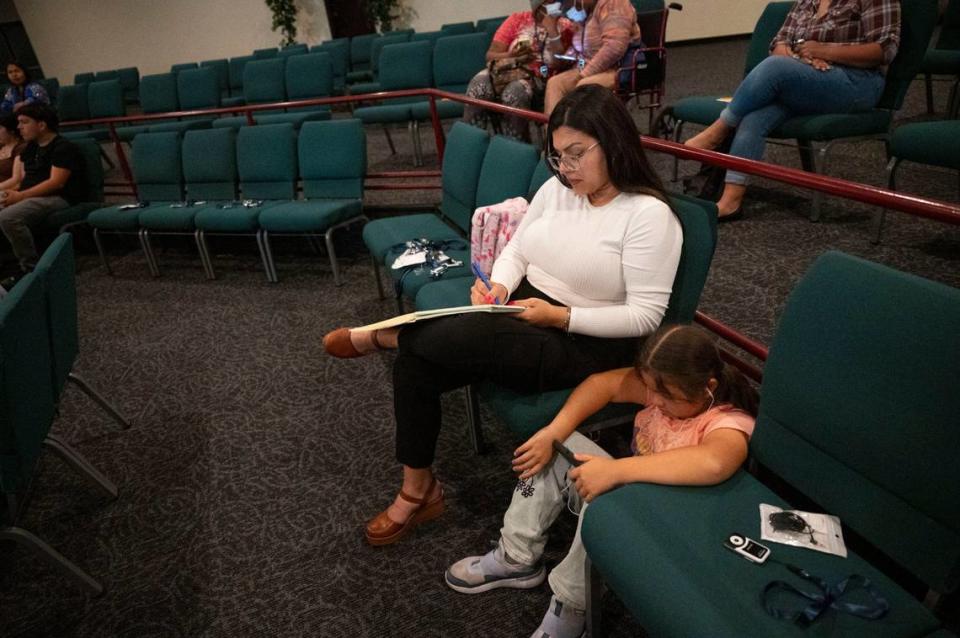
[322,86,683,549]
[462,1,575,141]
[541,0,642,115]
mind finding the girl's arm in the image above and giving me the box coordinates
[512,367,648,479]
[569,428,749,501]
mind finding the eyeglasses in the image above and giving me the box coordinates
[546,141,599,172]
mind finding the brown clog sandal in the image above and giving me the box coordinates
[365,478,444,546]
[322,328,384,359]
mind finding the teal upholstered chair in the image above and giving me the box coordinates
[441,21,475,36]
[253,47,278,59]
[284,51,334,117]
[171,62,198,73]
[670,0,939,221]
[116,66,139,104]
[411,30,445,47]
[73,72,95,85]
[200,58,231,100]
[476,16,508,33]
[94,69,119,82]
[349,33,414,92]
[56,85,90,141]
[257,120,367,284]
[278,43,309,58]
[195,123,298,281]
[348,33,382,80]
[362,121,490,297]
[312,38,350,94]
[388,135,540,305]
[42,139,105,233]
[0,271,117,595]
[177,66,221,111]
[408,32,490,157]
[37,77,60,104]
[353,40,435,165]
[87,131,183,275]
[138,127,237,277]
[33,235,130,429]
[583,251,960,637]
[117,73,211,142]
[919,0,960,116]
[62,79,124,142]
[226,54,256,104]
[872,119,960,242]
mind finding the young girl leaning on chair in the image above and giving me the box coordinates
[445,323,760,638]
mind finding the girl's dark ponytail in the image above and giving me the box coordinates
[715,362,759,417]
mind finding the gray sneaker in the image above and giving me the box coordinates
[445,543,545,594]
[529,595,586,638]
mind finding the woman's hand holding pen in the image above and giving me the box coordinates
[470,278,508,305]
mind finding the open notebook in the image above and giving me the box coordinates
[353,304,523,331]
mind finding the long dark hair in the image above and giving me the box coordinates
[0,113,21,139]
[546,84,670,206]
[636,324,759,417]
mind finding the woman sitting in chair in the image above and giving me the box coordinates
[462,1,575,141]
[542,0,643,115]
[323,85,682,547]
[685,0,901,220]
[1,62,51,115]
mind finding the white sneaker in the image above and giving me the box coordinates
[445,543,545,594]
[529,595,586,638]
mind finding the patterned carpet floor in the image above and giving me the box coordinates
[1,36,958,637]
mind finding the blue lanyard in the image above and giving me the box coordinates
[762,563,889,627]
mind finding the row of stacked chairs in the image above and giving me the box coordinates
[86,120,366,284]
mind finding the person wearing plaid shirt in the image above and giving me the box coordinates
[685,0,901,220]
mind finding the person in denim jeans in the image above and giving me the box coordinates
[685,0,901,220]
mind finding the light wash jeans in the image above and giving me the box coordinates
[499,431,611,610]
[719,55,885,185]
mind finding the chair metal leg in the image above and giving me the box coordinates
[671,120,685,182]
[464,385,486,455]
[0,526,103,596]
[873,157,899,244]
[92,228,113,275]
[585,555,604,637]
[259,230,279,283]
[409,120,423,167]
[371,254,385,300]
[254,230,273,282]
[67,372,131,430]
[797,140,816,173]
[138,229,160,277]
[383,125,396,155]
[809,142,832,222]
[324,230,342,287]
[925,73,934,114]
[43,434,118,500]
[194,230,216,280]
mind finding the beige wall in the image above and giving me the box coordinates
[18,0,769,83]
[15,0,332,82]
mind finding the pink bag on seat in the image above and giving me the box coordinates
[470,197,529,277]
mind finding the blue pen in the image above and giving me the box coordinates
[471,261,501,304]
